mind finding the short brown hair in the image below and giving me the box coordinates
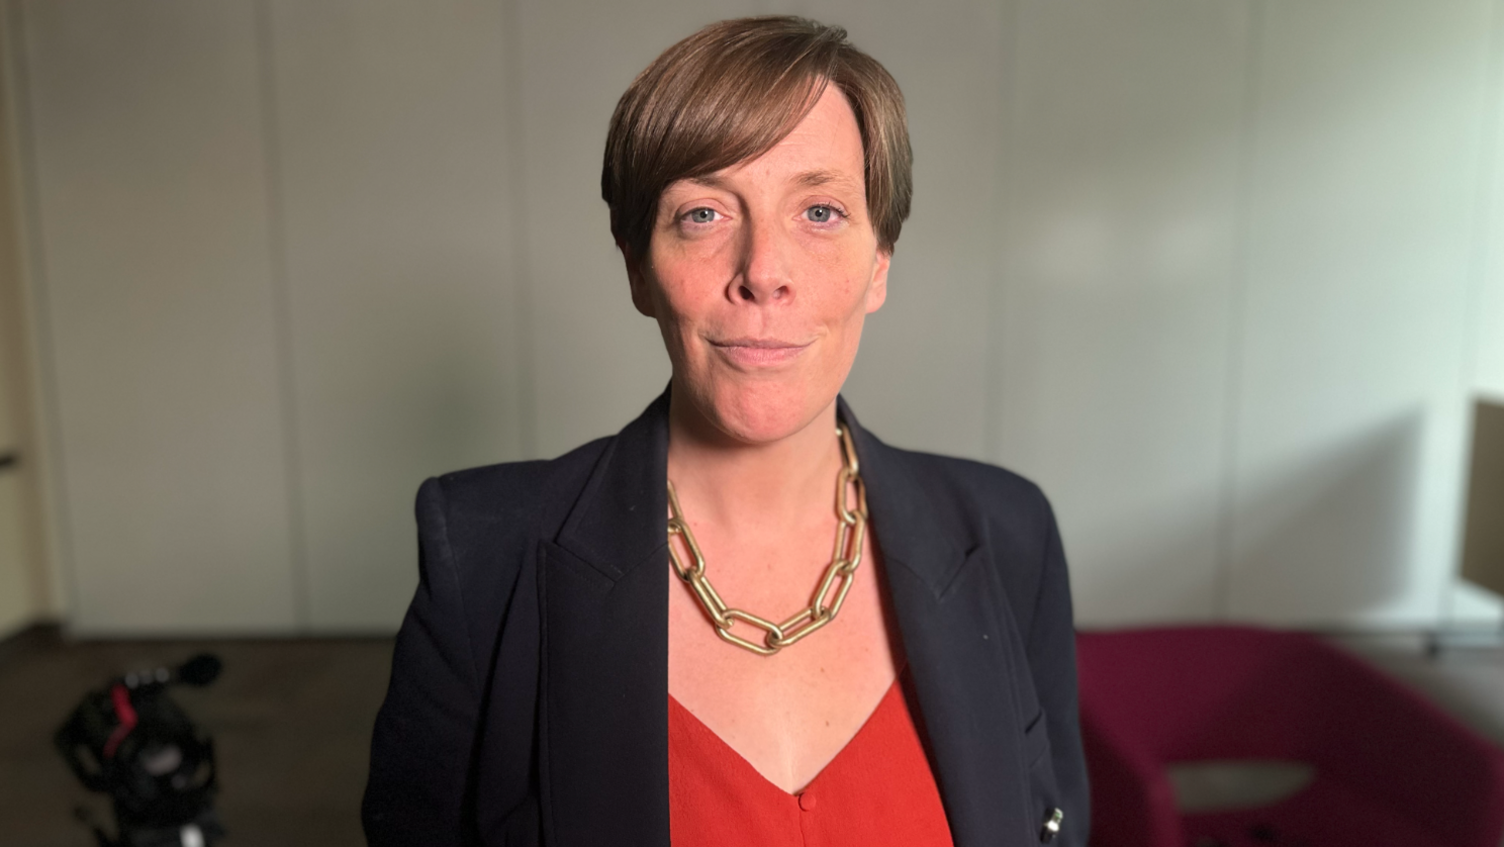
[601,16,912,259]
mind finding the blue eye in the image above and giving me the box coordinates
[806,205,837,223]
[687,208,717,224]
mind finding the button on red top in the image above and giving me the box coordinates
[669,678,954,847]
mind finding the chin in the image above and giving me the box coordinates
[700,377,835,445]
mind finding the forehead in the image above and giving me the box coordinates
[680,86,866,194]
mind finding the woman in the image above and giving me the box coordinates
[364,16,1087,847]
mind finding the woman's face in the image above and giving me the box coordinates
[628,85,890,445]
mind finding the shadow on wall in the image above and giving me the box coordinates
[288,249,526,630]
[1229,410,1423,622]
[1076,502,1224,627]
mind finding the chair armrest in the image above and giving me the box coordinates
[1080,711,1181,847]
[1312,645,1504,847]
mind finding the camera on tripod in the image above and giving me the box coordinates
[54,653,227,847]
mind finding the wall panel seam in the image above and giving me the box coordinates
[252,0,309,630]
[984,0,1021,468]
[1213,0,1266,622]
[502,0,537,459]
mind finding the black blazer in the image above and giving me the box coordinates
[363,391,1089,846]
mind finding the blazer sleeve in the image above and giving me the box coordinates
[363,478,480,846]
[1029,503,1091,847]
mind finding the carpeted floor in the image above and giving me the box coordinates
[0,629,393,847]
[1,627,1501,847]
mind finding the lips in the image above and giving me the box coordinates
[708,337,812,368]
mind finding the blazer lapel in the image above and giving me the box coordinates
[538,392,671,847]
[841,399,1040,846]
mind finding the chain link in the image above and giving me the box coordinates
[666,423,868,656]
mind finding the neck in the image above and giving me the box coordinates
[665,389,844,529]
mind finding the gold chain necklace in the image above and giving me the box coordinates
[666,423,868,656]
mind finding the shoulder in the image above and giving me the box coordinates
[426,436,608,508]
[883,444,1056,540]
[415,436,613,562]
[870,442,1065,634]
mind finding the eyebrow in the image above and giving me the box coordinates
[794,169,845,188]
[683,169,859,191]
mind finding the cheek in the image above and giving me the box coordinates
[654,269,713,328]
[810,251,877,322]
[651,236,730,304]
[646,263,720,359]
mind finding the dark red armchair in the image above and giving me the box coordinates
[1076,626,1504,847]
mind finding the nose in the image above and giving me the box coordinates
[733,216,792,304]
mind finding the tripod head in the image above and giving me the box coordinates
[56,654,226,847]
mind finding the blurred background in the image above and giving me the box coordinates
[1,0,1503,844]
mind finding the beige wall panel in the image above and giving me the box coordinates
[267,0,523,630]
[1461,401,1504,597]
[993,0,1250,624]
[516,0,753,458]
[1228,0,1492,626]
[21,0,297,633]
[771,0,1004,459]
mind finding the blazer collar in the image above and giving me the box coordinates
[550,391,970,592]
[834,396,968,598]
[552,389,670,580]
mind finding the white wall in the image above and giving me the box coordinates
[16,1,299,633]
[0,287,33,637]
[9,0,1504,634]
[992,0,1250,625]
[266,1,530,629]
[1473,0,1504,407]
[1226,0,1494,626]
[0,191,36,636]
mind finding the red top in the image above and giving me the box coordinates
[668,678,955,847]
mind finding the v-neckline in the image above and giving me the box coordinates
[667,676,904,796]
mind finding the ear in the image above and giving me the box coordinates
[621,241,656,318]
[865,249,891,314]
